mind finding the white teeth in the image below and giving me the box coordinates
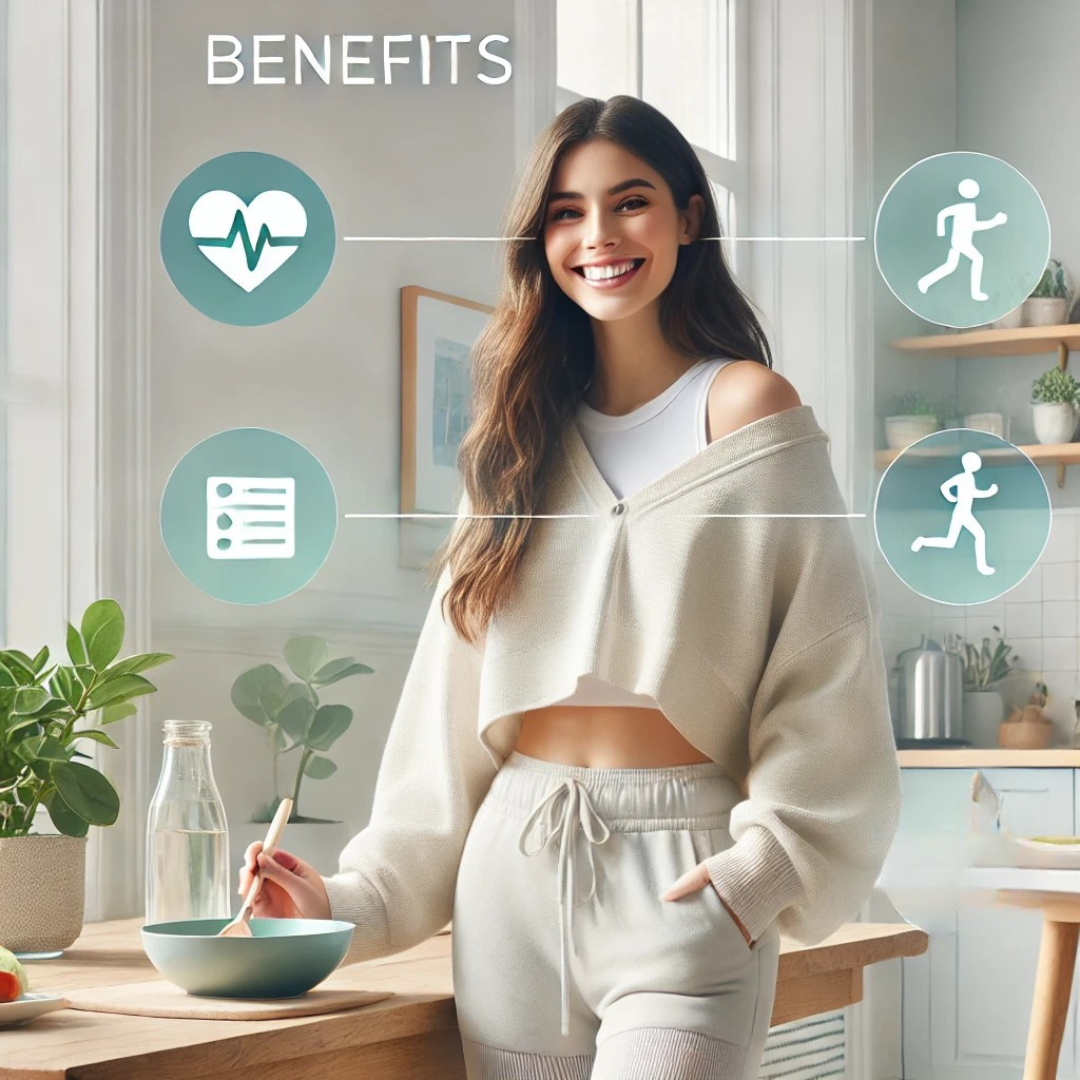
[580,260,639,281]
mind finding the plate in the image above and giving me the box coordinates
[0,992,68,1028]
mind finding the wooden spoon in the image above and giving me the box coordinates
[218,797,294,938]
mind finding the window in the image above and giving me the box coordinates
[555,0,748,278]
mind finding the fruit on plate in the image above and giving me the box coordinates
[0,946,29,1003]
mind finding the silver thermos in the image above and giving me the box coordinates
[892,633,967,747]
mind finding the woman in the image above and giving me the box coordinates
[240,96,902,1080]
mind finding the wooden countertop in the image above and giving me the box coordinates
[898,748,1080,768]
[4,917,928,1080]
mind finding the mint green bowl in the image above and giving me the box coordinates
[141,918,355,998]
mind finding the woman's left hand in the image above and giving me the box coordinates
[660,862,753,947]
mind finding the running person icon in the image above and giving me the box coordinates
[910,450,999,575]
[916,178,1007,301]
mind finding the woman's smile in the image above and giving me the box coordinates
[572,257,646,289]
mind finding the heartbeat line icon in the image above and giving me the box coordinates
[189,190,307,293]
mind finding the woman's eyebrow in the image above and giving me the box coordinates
[547,178,657,203]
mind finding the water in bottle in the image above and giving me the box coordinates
[146,719,231,923]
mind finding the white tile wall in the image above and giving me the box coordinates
[876,509,1080,747]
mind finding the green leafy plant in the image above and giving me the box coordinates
[0,599,174,838]
[887,391,944,420]
[1029,257,1070,300]
[962,625,1022,691]
[1030,365,1079,405]
[230,636,372,824]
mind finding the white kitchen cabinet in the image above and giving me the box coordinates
[887,767,1075,1079]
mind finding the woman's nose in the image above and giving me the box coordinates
[580,207,621,248]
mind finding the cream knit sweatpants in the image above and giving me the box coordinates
[452,751,781,1080]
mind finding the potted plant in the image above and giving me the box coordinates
[1024,257,1071,327]
[1030,366,1080,444]
[884,391,945,450]
[229,636,371,873]
[0,599,173,954]
[999,681,1054,750]
[960,625,1021,748]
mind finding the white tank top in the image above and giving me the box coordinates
[549,357,740,710]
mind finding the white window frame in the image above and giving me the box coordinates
[539,0,751,281]
[6,0,153,922]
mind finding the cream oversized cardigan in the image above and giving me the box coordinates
[322,404,902,958]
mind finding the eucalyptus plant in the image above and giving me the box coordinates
[230,636,371,823]
[962,625,1021,691]
[0,599,174,838]
[1030,366,1079,406]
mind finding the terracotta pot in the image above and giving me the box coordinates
[0,834,86,953]
[998,719,1053,750]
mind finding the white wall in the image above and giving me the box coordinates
[873,0,1080,743]
[147,0,515,835]
[955,0,1080,467]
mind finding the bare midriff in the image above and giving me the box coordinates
[514,704,713,768]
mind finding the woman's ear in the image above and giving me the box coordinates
[681,194,706,244]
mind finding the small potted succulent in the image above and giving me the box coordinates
[1024,257,1071,327]
[961,625,1022,748]
[884,391,945,450]
[0,600,173,954]
[229,636,371,874]
[1030,366,1080,444]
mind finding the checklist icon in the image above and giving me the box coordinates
[206,476,295,560]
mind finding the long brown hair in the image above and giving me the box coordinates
[430,95,775,644]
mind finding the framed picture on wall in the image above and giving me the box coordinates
[399,285,494,570]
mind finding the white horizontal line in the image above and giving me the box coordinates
[340,235,867,242]
[343,512,868,519]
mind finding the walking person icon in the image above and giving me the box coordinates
[910,451,998,575]
[916,178,1007,301]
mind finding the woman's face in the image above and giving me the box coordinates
[542,139,703,323]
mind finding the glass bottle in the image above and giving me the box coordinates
[145,719,231,924]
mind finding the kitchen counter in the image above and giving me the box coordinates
[4,917,928,1079]
[898,748,1080,767]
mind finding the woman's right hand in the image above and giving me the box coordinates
[238,842,332,920]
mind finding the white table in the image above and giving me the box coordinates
[963,866,1080,1078]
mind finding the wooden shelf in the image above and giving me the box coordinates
[889,323,1080,359]
[883,323,1079,485]
[898,748,1080,768]
[875,439,1080,471]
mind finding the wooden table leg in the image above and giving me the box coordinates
[1024,916,1080,1080]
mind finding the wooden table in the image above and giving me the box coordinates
[3,917,927,1079]
[965,867,1080,1080]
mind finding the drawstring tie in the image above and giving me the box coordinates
[517,777,612,1038]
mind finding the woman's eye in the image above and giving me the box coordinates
[549,196,648,221]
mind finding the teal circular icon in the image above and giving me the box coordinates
[874,428,1050,605]
[875,152,1050,328]
[161,428,337,604]
[160,152,335,326]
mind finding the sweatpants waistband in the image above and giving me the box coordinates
[484,750,742,830]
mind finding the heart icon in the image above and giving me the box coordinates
[188,190,308,293]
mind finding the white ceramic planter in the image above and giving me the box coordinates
[0,834,86,953]
[963,690,1005,748]
[885,414,940,450]
[963,412,1005,438]
[1032,401,1078,444]
[1023,298,1067,326]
